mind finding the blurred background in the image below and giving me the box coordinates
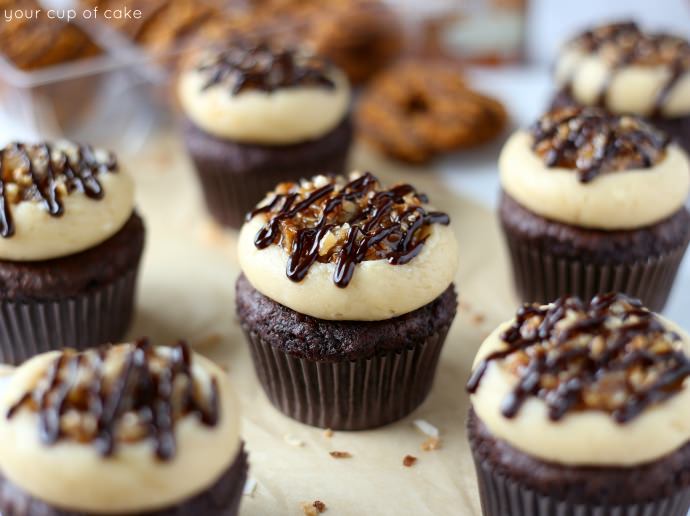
[1,0,688,149]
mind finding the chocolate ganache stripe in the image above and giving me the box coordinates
[248,172,449,288]
[197,41,336,95]
[563,21,690,115]
[6,339,220,461]
[0,142,114,238]
[467,293,690,423]
[531,107,670,182]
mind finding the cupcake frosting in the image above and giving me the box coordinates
[238,172,459,321]
[468,293,690,466]
[555,21,690,118]
[499,107,690,229]
[0,141,135,261]
[178,41,350,145]
[0,340,241,513]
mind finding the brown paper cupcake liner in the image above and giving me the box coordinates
[193,149,350,229]
[186,117,352,229]
[244,327,450,430]
[0,266,139,365]
[472,455,690,516]
[503,231,689,312]
[0,444,248,515]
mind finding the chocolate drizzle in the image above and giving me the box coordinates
[248,172,450,287]
[197,40,336,95]
[0,141,115,238]
[531,106,670,182]
[6,339,220,461]
[563,21,690,116]
[467,293,690,423]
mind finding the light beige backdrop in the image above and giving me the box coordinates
[128,134,520,516]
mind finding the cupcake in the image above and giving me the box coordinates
[0,339,248,515]
[466,293,690,516]
[0,141,145,364]
[236,171,459,430]
[552,21,690,154]
[178,39,353,229]
[499,106,690,311]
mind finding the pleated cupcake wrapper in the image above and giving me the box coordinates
[0,266,139,365]
[472,455,690,516]
[243,327,450,430]
[502,230,690,312]
[191,142,350,230]
[219,445,249,516]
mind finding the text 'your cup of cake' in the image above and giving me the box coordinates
[552,21,690,154]
[0,339,248,515]
[236,172,459,430]
[466,293,690,516]
[178,39,353,229]
[499,106,690,311]
[0,141,145,365]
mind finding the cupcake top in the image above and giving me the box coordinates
[0,141,135,261]
[0,340,241,513]
[238,171,459,321]
[178,40,350,144]
[499,107,690,230]
[555,21,690,118]
[467,293,690,466]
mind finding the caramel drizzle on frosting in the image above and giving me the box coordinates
[564,21,690,116]
[531,107,670,182]
[197,40,335,95]
[0,142,115,238]
[467,293,690,423]
[248,172,450,288]
[6,339,220,461]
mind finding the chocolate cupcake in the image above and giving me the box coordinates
[236,172,458,430]
[178,40,353,229]
[499,106,690,311]
[466,293,690,516]
[0,339,248,515]
[552,21,690,154]
[0,141,145,364]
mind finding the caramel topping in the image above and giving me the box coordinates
[6,340,220,461]
[248,172,450,287]
[0,141,116,238]
[565,22,690,116]
[467,293,690,423]
[530,107,670,182]
[571,21,690,69]
[196,40,336,95]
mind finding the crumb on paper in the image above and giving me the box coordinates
[403,455,418,467]
[323,428,334,438]
[302,500,327,515]
[284,434,305,447]
[413,419,440,438]
[421,436,441,451]
[243,477,257,497]
[329,450,352,459]
[471,313,486,325]
[193,334,223,350]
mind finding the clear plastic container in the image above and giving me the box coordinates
[0,16,168,154]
